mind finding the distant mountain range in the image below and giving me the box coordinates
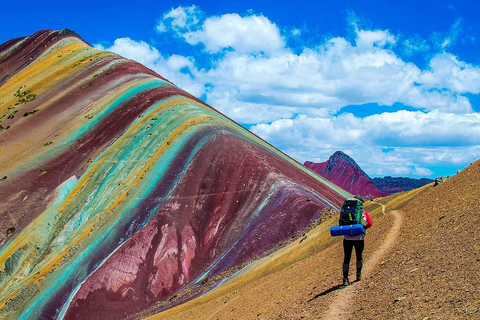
[304,151,434,199]
[372,176,434,194]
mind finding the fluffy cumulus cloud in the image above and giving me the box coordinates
[157,5,202,32]
[256,111,476,148]
[184,13,285,54]
[157,6,284,54]
[97,6,480,177]
[420,53,480,93]
[96,38,205,97]
[354,28,396,49]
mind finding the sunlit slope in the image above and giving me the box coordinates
[152,181,434,319]
[0,30,350,319]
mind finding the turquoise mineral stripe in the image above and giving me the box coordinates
[0,37,27,59]
[19,121,224,320]
[4,99,223,316]
[64,78,170,144]
[32,36,87,62]
[17,98,224,318]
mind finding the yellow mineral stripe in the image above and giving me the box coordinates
[0,110,222,308]
[0,41,108,113]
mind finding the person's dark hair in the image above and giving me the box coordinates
[354,195,365,203]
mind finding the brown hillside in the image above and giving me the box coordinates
[149,160,480,319]
[351,162,480,319]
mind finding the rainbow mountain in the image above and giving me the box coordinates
[0,29,350,319]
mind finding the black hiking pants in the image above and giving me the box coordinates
[343,239,364,265]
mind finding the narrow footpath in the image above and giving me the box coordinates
[322,210,404,320]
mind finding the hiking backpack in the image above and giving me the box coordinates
[339,198,363,226]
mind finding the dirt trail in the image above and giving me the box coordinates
[322,210,404,320]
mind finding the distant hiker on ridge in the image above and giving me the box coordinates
[340,195,372,286]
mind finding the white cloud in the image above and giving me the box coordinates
[252,111,480,149]
[200,36,475,121]
[414,166,434,176]
[292,28,301,36]
[250,110,480,176]
[419,53,480,94]
[403,35,430,55]
[96,38,206,97]
[158,5,202,32]
[433,18,462,49]
[151,6,478,118]
[97,7,480,177]
[355,29,396,49]
[185,13,284,54]
[159,8,285,54]
[95,38,161,67]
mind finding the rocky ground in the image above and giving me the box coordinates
[351,161,480,319]
[151,160,480,320]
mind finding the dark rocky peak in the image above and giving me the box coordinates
[326,151,369,178]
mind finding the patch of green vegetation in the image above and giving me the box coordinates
[6,110,18,119]
[38,167,52,173]
[0,176,7,181]
[80,82,93,90]
[85,114,93,119]
[23,109,39,117]
[13,86,36,105]
[43,141,53,146]
[200,278,209,285]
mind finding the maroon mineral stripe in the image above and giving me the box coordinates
[64,129,344,320]
[0,85,183,247]
[0,36,26,57]
[61,125,228,320]
[0,29,94,86]
[0,50,178,137]
[0,30,61,86]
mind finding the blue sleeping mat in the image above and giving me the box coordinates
[330,224,365,236]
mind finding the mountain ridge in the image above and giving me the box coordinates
[0,30,349,319]
[304,151,433,198]
[304,151,387,199]
[372,175,434,193]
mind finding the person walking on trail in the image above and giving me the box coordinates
[341,195,373,286]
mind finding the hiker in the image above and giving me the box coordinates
[341,195,372,286]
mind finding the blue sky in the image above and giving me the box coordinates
[2,0,480,178]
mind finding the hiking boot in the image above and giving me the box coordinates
[356,272,362,281]
[341,263,350,286]
[356,260,363,282]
